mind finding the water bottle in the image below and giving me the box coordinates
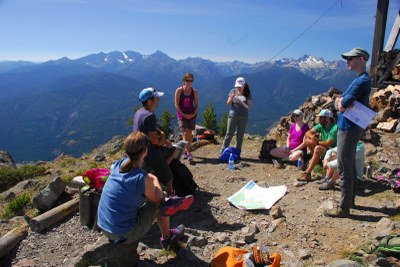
[366,164,372,179]
[228,153,235,170]
[297,158,303,169]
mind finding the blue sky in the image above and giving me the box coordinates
[0,0,399,63]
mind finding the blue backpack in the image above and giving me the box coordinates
[219,147,240,162]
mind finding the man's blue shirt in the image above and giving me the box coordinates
[337,72,371,130]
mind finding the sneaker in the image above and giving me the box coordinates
[316,176,330,184]
[186,152,193,160]
[319,180,335,190]
[272,159,283,169]
[160,236,181,251]
[182,151,188,159]
[170,224,185,239]
[160,195,194,216]
[160,225,184,251]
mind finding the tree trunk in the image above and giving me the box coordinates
[0,223,29,258]
[29,197,79,232]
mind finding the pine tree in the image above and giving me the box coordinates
[202,103,217,131]
[217,111,228,137]
[159,110,175,137]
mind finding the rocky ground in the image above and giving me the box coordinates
[1,132,400,267]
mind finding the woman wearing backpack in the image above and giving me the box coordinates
[221,77,252,158]
[175,73,199,160]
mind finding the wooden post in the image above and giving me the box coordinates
[371,0,389,82]
[29,198,79,233]
[384,10,400,52]
[0,223,28,258]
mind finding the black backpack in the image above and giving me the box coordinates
[169,159,199,197]
[258,140,277,162]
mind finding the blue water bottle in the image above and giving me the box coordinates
[297,157,302,169]
[228,153,235,170]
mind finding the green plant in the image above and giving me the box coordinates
[0,165,46,193]
[217,111,228,137]
[89,162,99,169]
[1,193,31,219]
[159,110,175,137]
[202,103,217,131]
[370,159,379,170]
[312,164,325,175]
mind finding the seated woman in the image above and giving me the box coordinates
[270,109,310,167]
[97,132,194,252]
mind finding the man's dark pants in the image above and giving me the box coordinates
[337,126,364,210]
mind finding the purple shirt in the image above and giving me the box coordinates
[289,123,310,149]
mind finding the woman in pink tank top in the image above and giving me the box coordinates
[174,73,199,160]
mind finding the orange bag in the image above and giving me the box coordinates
[210,246,248,267]
[210,246,281,267]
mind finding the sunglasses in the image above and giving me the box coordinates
[185,79,193,82]
[292,114,299,118]
[346,56,361,61]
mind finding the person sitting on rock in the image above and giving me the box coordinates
[97,132,194,253]
[297,109,338,182]
[317,147,339,190]
[270,109,310,167]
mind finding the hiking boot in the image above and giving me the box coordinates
[324,207,350,218]
[319,180,335,190]
[160,195,194,216]
[316,176,330,184]
[297,172,311,182]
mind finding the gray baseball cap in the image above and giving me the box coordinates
[341,47,370,61]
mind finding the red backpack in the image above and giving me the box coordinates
[82,168,110,191]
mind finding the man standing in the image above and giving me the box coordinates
[133,87,178,196]
[325,48,371,218]
[297,109,337,182]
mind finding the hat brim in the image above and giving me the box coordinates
[153,91,164,98]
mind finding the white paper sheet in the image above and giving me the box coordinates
[342,100,376,129]
[227,180,287,210]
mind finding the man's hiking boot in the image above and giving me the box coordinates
[160,195,194,216]
[319,180,335,190]
[297,172,311,182]
[160,224,185,251]
[324,207,350,218]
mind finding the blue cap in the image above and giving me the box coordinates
[138,87,164,102]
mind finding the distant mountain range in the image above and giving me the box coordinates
[0,51,356,162]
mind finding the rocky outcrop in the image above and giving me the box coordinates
[0,151,16,168]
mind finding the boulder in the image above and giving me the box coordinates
[32,175,66,211]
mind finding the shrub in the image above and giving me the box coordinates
[217,111,228,137]
[202,103,217,131]
[0,165,46,193]
[159,110,175,137]
[1,193,31,219]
